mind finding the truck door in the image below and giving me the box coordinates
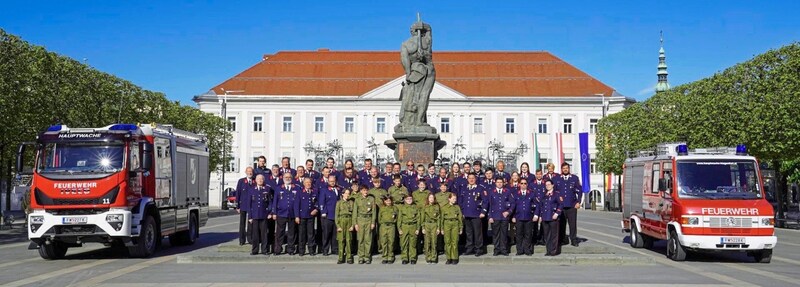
[154,137,176,234]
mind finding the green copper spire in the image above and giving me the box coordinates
[655,31,670,93]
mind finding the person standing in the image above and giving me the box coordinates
[335,188,355,264]
[272,172,300,255]
[358,159,374,183]
[294,178,319,256]
[412,179,430,207]
[318,174,341,256]
[538,179,563,256]
[390,178,412,205]
[460,174,485,256]
[512,178,538,255]
[495,161,510,183]
[235,167,255,245]
[482,177,513,256]
[441,193,463,265]
[377,195,398,264]
[254,156,271,178]
[353,185,376,264]
[397,194,420,265]
[543,162,557,182]
[305,159,320,182]
[339,168,359,191]
[427,167,452,192]
[248,174,272,255]
[420,193,441,264]
[519,162,534,184]
[555,163,582,247]
[279,157,296,178]
[530,170,547,246]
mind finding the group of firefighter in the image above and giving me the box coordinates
[235,156,583,265]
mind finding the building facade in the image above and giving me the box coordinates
[194,50,636,209]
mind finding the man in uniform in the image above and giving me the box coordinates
[314,167,331,190]
[398,194,420,264]
[280,157,296,178]
[358,159,374,183]
[473,161,485,181]
[365,167,388,189]
[427,167,452,192]
[266,165,282,188]
[495,161,511,183]
[318,174,341,256]
[295,166,309,185]
[555,163,583,247]
[482,177,513,256]
[305,159,320,182]
[248,174,273,255]
[325,157,340,178]
[382,162,395,183]
[403,160,417,178]
[530,169,547,245]
[461,174,486,256]
[512,178,538,255]
[236,167,255,245]
[404,164,429,191]
[339,167,358,190]
[426,163,437,180]
[294,178,319,256]
[272,172,300,255]
[353,185,377,264]
[254,156,271,178]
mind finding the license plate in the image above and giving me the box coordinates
[62,217,88,225]
[721,237,745,244]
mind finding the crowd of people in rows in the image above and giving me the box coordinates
[235,157,583,265]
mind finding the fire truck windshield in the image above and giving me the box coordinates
[37,142,125,174]
[676,160,761,200]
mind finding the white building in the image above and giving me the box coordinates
[194,50,635,209]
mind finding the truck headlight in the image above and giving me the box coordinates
[106,214,124,222]
[30,216,45,224]
[761,218,774,226]
[681,217,699,226]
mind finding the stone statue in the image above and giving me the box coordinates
[395,16,436,135]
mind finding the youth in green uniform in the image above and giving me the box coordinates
[421,193,442,264]
[335,188,355,264]
[388,178,409,205]
[434,183,454,255]
[411,180,430,207]
[353,185,376,264]
[369,178,389,254]
[441,193,463,265]
[397,194,420,264]
[378,195,398,264]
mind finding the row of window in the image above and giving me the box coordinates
[230,116,599,134]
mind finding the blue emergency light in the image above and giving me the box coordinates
[676,144,689,156]
[109,124,139,131]
[736,144,748,155]
[47,125,63,132]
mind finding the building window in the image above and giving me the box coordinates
[282,116,293,132]
[345,117,355,133]
[227,117,237,132]
[505,118,516,133]
[589,118,599,134]
[225,158,237,172]
[314,116,324,132]
[474,117,484,133]
[590,158,597,174]
[537,118,547,134]
[440,117,450,133]
[253,116,263,132]
[376,117,386,133]
[564,157,573,166]
[539,157,548,172]
[562,118,573,134]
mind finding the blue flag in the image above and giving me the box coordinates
[579,132,591,193]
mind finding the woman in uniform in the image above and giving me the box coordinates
[421,193,441,264]
[335,188,355,264]
[441,193,463,265]
[378,195,398,264]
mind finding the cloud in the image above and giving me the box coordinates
[636,84,657,96]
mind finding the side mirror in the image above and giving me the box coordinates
[658,178,668,192]
[141,143,153,172]
[16,143,34,175]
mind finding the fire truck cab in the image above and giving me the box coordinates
[621,143,776,263]
[18,123,209,259]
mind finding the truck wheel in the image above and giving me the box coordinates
[753,249,772,263]
[38,242,68,260]
[170,213,198,246]
[667,229,687,261]
[643,235,654,249]
[129,215,157,258]
[630,224,644,248]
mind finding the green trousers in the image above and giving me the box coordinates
[399,224,418,261]
[423,223,439,262]
[337,218,353,261]
[443,221,460,260]
[379,223,396,260]
[356,218,373,262]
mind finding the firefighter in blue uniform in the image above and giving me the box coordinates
[236,167,255,245]
[365,167,388,189]
[460,173,486,256]
[339,168,358,190]
[404,165,428,191]
[279,157,297,178]
[266,165,282,188]
[358,159,374,183]
[305,159,320,182]
[254,156,271,178]
[472,161,485,181]
[554,163,582,246]
[530,169,547,245]
[314,167,331,189]
[427,167,452,192]
[272,172,300,255]
[482,177,513,256]
[248,174,273,255]
[318,174,342,256]
[294,178,319,256]
[495,161,511,183]
[512,178,538,255]
[538,179,563,256]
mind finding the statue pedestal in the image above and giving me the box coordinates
[385,133,446,167]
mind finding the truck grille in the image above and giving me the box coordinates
[55,225,97,235]
[709,217,753,228]
[35,187,119,206]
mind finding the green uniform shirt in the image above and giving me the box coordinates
[440,203,463,230]
[435,191,453,207]
[368,188,389,204]
[353,194,377,223]
[387,186,409,205]
[379,205,399,224]
[397,203,421,231]
[412,190,430,207]
[335,198,355,227]
[420,204,443,230]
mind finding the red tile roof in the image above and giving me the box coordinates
[211,50,616,97]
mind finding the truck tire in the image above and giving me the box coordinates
[38,242,68,260]
[667,229,687,261]
[753,249,772,263]
[630,224,644,248]
[129,215,157,258]
[169,213,198,246]
[222,201,229,210]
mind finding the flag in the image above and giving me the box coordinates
[532,133,540,170]
[579,132,591,193]
[556,132,564,165]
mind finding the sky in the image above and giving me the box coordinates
[2,1,799,105]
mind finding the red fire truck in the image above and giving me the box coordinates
[621,143,777,263]
[17,123,209,259]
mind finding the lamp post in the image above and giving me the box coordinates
[219,88,243,207]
